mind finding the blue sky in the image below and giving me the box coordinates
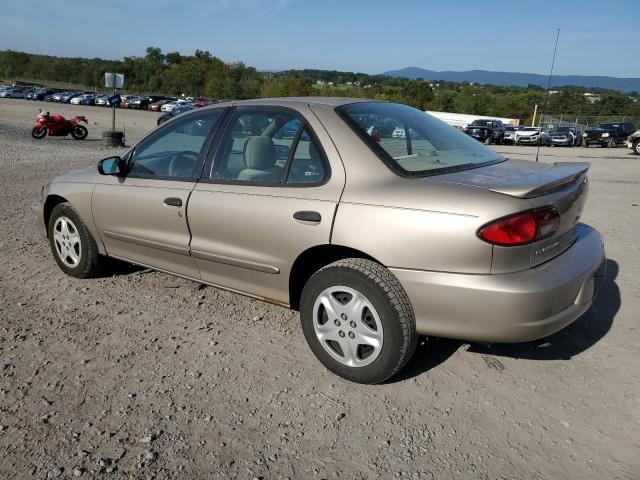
[1,0,638,77]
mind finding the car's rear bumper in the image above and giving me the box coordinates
[390,224,606,342]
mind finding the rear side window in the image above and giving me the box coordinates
[337,102,503,177]
[207,107,328,185]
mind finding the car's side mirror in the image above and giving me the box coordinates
[98,156,125,176]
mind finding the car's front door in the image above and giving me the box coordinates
[92,108,227,277]
[187,105,345,304]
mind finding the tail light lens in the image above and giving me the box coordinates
[478,207,560,246]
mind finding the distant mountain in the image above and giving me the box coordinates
[383,67,640,93]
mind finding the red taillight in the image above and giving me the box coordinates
[478,207,560,246]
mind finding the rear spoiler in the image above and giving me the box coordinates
[489,162,590,199]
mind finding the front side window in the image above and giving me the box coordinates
[128,109,224,179]
[337,102,503,177]
[208,107,327,185]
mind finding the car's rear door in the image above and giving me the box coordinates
[187,104,345,305]
[92,108,227,277]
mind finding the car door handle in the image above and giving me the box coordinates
[293,211,321,222]
[164,197,182,207]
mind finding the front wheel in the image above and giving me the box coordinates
[633,140,640,155]
[48,203,103,278]
[31,126,47,139]
[71,124,88,140]
[300,258,417,384]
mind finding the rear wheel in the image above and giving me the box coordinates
[71,125,88,140]
[48,203,103,278]
[300,258,417,384]
[31,126,47,139]
[634,140,640,155]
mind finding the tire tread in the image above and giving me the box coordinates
[314,258,418,381]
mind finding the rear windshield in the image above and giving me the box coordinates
[337,102,503,177]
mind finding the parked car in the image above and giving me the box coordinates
[193,98,216,107]
[60,92,84,104]
[626,129,640,155]
[463,119,505,145]
[71,94,95,105]
[50,91,69,102]
[582,122,637,148]
[80,95,97,106]
[502,125,522,145]
[156,102,197,125]
[130,95,168,109]
[148,99,172,111]
[161,99,188,112]
[33,89,58,101]
[35,98,606,384]
[515,127,550,146]
[549,126,581,147]
[95,95,110,106]
[0,88,25,98]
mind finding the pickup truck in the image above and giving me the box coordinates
[463,119,505,145]
[582,122,636,148]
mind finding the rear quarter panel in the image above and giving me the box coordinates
[311,103,529,274]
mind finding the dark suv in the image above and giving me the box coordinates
[582,122,636,148]
[463,119,505,145]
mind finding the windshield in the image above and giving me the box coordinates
[470,120,491,126]
[337,102,503,177]
[598,124,614,129]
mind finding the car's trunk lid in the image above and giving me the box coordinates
[429,159,590,270]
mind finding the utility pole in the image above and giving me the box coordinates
[532,104,538,127]
[111,84,116,132]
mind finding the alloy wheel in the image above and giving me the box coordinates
[53,216,82,267]
[312,286,383,367]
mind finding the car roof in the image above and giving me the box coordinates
[202,96,375,110]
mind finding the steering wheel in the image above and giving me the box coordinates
[168,151,199,178]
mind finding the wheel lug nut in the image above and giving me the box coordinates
[334,319,340,326]
[339,331,345,338]
[340,313,347,320]
[350,321,356,328]
[348,332,355,339]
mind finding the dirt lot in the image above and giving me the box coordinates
[0,98,638,479]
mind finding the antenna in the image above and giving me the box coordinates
[535,28,560,162]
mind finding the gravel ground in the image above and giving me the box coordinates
[0,98,638,479]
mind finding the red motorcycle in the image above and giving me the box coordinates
[31,111,88,140]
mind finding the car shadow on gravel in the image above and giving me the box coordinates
[468,258,620,361]
[386,337,463,383]
[97,258,147,277]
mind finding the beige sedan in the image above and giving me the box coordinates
[36,98,606,383]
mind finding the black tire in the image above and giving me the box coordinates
[300,258,418,384]
[48,203,103,278]
[71,124,88,140]
[31,126,47,139]
[634,140,640,155]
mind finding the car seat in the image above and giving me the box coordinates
[237,136,283,182]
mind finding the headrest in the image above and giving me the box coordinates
[243,136,276,170]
